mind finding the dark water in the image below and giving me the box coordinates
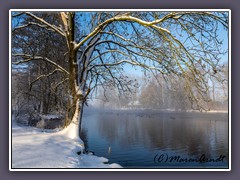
[81,109,229,169]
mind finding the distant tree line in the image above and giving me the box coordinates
[97,65,228,111]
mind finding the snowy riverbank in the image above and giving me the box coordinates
[11,118,122,169]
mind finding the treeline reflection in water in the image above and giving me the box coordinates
[81,109,228,168]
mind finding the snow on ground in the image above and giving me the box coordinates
[11,118,122,169]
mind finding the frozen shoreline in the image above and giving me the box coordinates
[11,118,122,169]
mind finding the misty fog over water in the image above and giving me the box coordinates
[81,108,228,168]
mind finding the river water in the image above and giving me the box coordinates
[81,109,229,169]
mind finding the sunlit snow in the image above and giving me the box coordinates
[11,118,122,169]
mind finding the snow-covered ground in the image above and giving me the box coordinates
[11,117,122,169]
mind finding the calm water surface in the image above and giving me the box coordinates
[81,109,229,168]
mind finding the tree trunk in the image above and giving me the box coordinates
[78,102,84,134]
[63,97,84,139]
[61,12,96,142]
[71,98,81,137]
[61,97,85,154]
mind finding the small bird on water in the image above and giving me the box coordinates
[108,147,111,154]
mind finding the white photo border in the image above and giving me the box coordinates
[9,9,231,172]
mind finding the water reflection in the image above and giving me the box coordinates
[82,110,228,168]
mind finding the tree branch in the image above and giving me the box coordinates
[12,54,70,75]
[12,21,55,32]
[23,12,65,36]
[75,14,171,51]
[29,69,62,91]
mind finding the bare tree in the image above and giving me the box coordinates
[139,73,191,110]
[208,62,228,110]
[12,13,69,118]
[97,74,139,109]
[11,11,228,140]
